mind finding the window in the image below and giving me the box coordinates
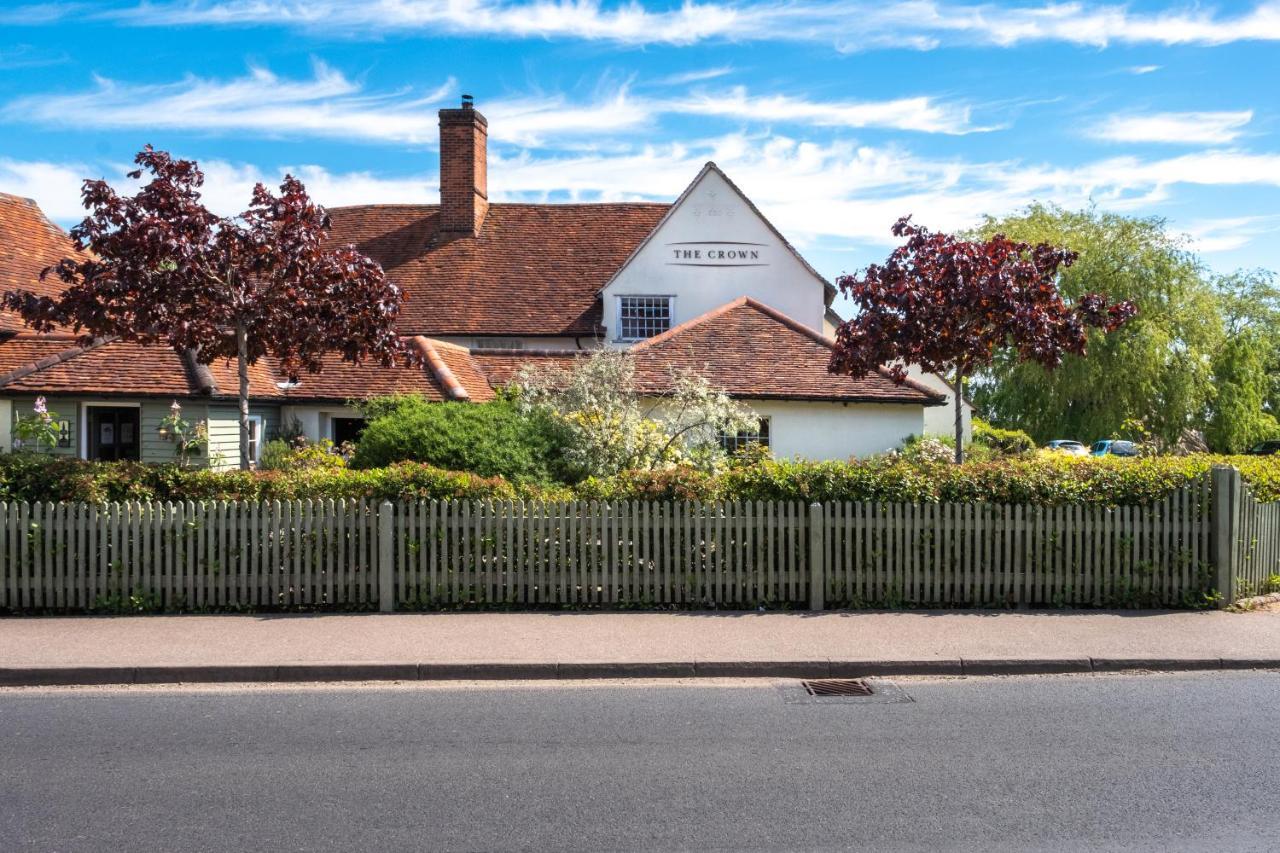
[618,296,673,341]
[472,337,526,350]
[720,418,770,455]
[247,416,264,465]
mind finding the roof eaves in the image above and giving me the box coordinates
[0,335,115,389]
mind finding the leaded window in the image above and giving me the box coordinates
[618,296,672,341]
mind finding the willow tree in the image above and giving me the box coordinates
[830,216,1135,463]
[969,204,1220,445]
[3,146,411,469]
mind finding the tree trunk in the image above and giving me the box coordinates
[954,368,965,465]
[236,322,251,471]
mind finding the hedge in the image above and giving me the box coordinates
[1,451,1277,506]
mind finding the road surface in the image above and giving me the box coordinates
[2,672,1277,851]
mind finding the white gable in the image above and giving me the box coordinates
[601,164,828,343]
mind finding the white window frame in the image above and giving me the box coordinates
[79,401,142,460]
[720,417,771,454]
[615,295,675,342]
[246,414,264,465]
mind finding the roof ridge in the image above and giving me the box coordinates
[413,336,470,401]
[0,335,115,388]
[628,297,750,352]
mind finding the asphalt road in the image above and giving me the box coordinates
[2,672,1278,852]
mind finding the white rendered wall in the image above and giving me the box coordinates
[907,367,973,444]
[280,405,362,444]
[433,335,601,352]
[747,400,925,461]
[602,167,828,343]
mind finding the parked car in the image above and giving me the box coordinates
[1091,439,1139,457]
[1246,440,1280,456]
[1046,440,1088,456]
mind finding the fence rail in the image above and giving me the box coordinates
[1,467,1276,613]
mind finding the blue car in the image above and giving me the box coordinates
[1091,439,1139,457]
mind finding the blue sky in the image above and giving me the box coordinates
[3,0,1279,303]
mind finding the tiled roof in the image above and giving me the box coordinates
[0,335,284,399]
[0,193,84,333]
[626,298,944,404]
[467,349,588,388]
[466,299,944,405]
[325,202,669,337]
[276,338,495,403]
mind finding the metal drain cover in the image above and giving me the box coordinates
[803,678,875,697]
[778,678,912,705]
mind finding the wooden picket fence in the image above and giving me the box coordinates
[1232,479,1280,599]
[0,467,1276,613]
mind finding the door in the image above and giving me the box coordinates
[88,407,141,461]
[331,417,367,448]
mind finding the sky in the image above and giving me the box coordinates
[2,0,1279,303]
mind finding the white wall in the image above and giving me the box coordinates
[0,399,11,452]
[746,400,924,461]
[281,404,361,444]
[433,335,601,352]
[602,167,828,343]
[907,367,973,444]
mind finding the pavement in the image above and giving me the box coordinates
[3,672,1279,851]
[3,608,1280,685]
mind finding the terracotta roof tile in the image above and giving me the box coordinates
[467,299,943,405]
[0,193,84,334]
[0,335,284,399]
[326,202,669,337]
[467,349,588,388]
[274,338,494,403]
[627,298,944,403]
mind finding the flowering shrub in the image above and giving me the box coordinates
[12,397,62,452]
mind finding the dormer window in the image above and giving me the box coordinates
[617,295,673,342]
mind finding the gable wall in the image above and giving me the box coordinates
[602,168,827,343]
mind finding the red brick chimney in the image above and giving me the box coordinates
[438,94,488,237]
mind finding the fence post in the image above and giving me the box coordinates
[1211,466,1240,608]
[378,500,394,613]
[809,502,825,611]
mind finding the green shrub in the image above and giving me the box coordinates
[1,451,1277,507]
[351,395,572,484]
[972,418,1036,455]
[260,438,346,472]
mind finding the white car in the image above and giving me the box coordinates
[1046,440,1088,456]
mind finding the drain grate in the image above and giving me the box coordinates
[801,678,875,697]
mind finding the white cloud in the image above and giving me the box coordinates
[3,66,984,143]
[1182,216,1280,253]
[1089,110,1254,145]
[9,139,1280,256]
[656,67,736,86]
[1128,65,1161,74]
[87,0,1280,51]
[672,86,987,135]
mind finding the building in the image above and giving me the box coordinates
[0,98,959,468]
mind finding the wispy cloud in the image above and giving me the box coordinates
[80,0,1280,51]
[3,65,987,143]
[1089,110,1254,145]
[1128,65,1161,74]
[13,136,1280,256]
[1182,215,1280,253]
[672,86,988,135]
[656,67,736,86]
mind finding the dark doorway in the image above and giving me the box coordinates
[332,417,367,448]
[88,406,141,461]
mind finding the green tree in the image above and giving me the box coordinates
[970,204,1221,446]
[1204,269,1280,451]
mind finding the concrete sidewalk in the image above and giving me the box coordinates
[3,609,1280,685]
